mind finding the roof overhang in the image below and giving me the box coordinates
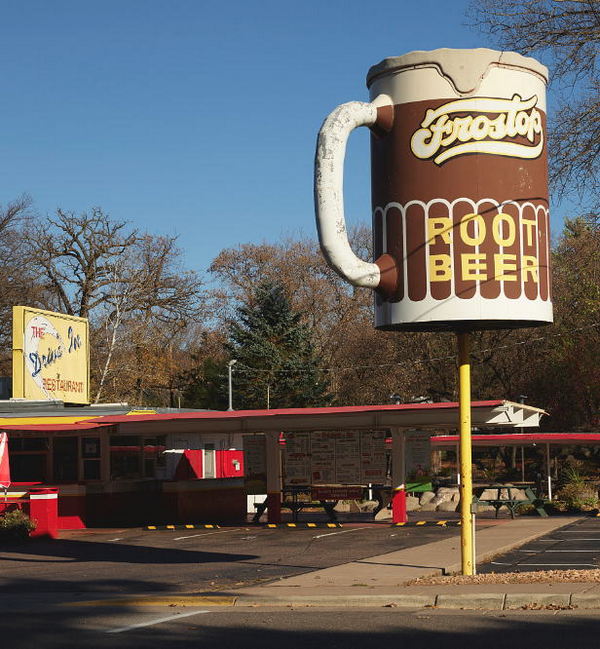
[0,400,546,435]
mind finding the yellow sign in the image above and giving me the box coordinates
[12,307,90,404]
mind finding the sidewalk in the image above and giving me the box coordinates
[229,515,600,609]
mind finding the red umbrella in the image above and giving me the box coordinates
[0,432,10,490]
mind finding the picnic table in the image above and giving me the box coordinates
[252,487,339,523]
[473,482,548,518]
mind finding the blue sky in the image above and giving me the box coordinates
[1,1,566,275]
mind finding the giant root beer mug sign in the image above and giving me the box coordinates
[315,48,553,330]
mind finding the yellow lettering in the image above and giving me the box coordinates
[460,213,486,247]
[521,217,537,247]
[493,213,516,247]
[522,255,539,283]
[461,253,487,281]
[494,253,518,281]
[428,216,452,245]
[430,254,452,282]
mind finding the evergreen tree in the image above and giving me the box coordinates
[226,281,330,410]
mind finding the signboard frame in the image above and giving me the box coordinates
[12,306,90,405]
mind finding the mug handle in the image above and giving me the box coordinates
[314,93,398,296]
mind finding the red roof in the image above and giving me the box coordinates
[0,401,543,433]
[85,401,507,424]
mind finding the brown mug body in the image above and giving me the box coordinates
[367,49,552,331]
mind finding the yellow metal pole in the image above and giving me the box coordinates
[458,331,474,575]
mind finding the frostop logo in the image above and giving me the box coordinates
[410,94,544,165]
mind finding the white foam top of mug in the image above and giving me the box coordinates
[366,48,549,94]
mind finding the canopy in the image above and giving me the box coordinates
[0,431,10,489]
[76,400,545,434]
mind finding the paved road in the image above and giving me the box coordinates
[0,523,463,595]
[1,606,599,649]
[480,518,600,572]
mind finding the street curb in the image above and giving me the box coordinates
[59,590,600,611]
[231,591,597,609]
[392,521,461,527]
[234,594,436,608]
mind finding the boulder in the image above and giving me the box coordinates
[429,495,447,507]
[374,507,392,521]
[479,488,499,500]
[419,491,436,505]
[437,487,459,498]
[406,496,421,511]
[511,489,529,501]
[419,502,437,511]
[360,500,379,512]
[437,501,458,512]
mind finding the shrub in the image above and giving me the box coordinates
[554,466,599,511]
[0,509,36,542]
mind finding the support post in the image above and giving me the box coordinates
[265,432,282,523]
[391,427,407,523]
[457,332,474,575]
[546,443,553,501]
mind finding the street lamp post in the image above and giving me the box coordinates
[227,359,237,411]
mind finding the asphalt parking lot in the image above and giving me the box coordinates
[0,522,467,596]
[480,518,600,572]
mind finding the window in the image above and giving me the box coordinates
[110,435,142,480]
[8,437,49,452]
[82,437,101,480]
[109,435,166,480]
[53,437,79,482]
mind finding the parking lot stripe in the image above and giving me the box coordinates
[491,561,598,567]
[520,549,600,553]
[173,529,239,541]
[106,609,210,633]
[312,528,363,540]
[144,524,221,530]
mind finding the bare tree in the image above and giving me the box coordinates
[0,195,42,373]
[468,0,600,208]
[23,207,206,404]
[23,207,137,318]
[93,234,206,404]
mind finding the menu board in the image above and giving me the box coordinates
[243,435,267,494]
[283,430,387,487]
[335,432,361,483]
[360,430,387,483]
[405,431,432,480]
[311,432,336,484]
[284,431,311,485]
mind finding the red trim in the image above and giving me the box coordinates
[432,433,600,446]
[1,422,111,431]
[84,401,506,425]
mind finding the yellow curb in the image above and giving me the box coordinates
[64,595,236,608]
